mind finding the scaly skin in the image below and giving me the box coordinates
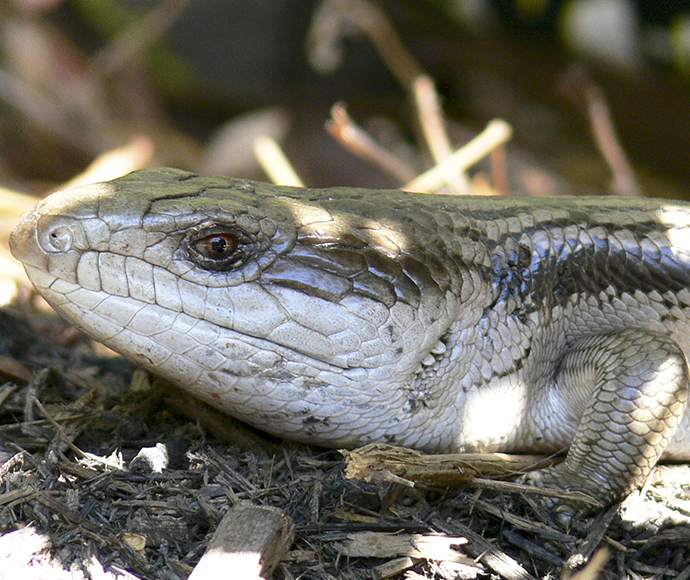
[10,167,690,512]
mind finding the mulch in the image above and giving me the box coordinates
[0,301,689,580]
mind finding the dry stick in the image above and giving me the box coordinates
[490,141,510,195]
[342,444,589,501]
[413,75,471,194]
[329,0,469,191]
[432,517,537,580]
[559,66,640,197]
[253,136,305,187]
[468,497,574,542]
[326,0,510,195]
[92,0,192,75]
[564,504,618,570]
[405,119,513,192]
[31,396,89,461]
[586,85,640,197]
[329,0,425,90]
[188,501,294,580]
[501,528,564,567]
[326,103,418,183]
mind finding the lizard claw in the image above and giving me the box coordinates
[519,465,602,526]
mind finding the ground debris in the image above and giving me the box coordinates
[0,306,689,579]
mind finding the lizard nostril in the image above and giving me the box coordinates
[41,224,75,253]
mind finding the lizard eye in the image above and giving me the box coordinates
[193,232,237,260]
[186,227,251,270]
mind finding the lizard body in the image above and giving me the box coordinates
[10,167,690,510]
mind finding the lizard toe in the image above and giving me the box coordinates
[519,464,603,523]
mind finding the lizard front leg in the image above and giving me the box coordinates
[525,328,689,521]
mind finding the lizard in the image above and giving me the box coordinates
[9,166,690,517]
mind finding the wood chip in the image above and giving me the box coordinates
[433,517,537,580]
[188,501,295,580]
[373,555,416,579]
[338,531,470,562]
[343,443,555,486]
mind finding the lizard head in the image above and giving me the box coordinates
[10,167,459,448]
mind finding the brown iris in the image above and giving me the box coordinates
[186,226,252,271]
[193,232,237,260]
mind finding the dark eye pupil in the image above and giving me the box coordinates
[210,237,227,254]
[197,233,236,259]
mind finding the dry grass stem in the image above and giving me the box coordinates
[63,137,155,190]
[470,478,600,507]
[253,136,305,187]
[404,119,513,192]
[413,75,471,194]
[327,0,425,90]
[31,395,90,462]
[326,103,418,183]
[559,66,640,197]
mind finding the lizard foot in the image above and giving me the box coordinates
[523,329,690,526]
[519,464,605,526]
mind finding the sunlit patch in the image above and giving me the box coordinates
[281,197,334,226]
[665,226,690,255]
[657,207,690,229]
[655,207,690,259]
[281,195,411,256]
[361,218,410,256]
[458,376,527,450]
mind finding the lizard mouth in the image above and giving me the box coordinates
[18,255,357,407]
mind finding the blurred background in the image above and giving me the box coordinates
[1,0,690,199]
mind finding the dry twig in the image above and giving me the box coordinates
[404,119,512,192]
[253,136,305,187]
[343,443,556,486]
[326,103,418,183]
[309,0,424,90]
[559,66,640,197]
[413,75,470,194]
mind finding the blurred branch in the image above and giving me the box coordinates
[413,75,470,194]
[253,136,304,187]
[559,66,640,197]
[327,103,417,183]
[92,0,192,75]
[309,0,425,91]
[405,119,512,193]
